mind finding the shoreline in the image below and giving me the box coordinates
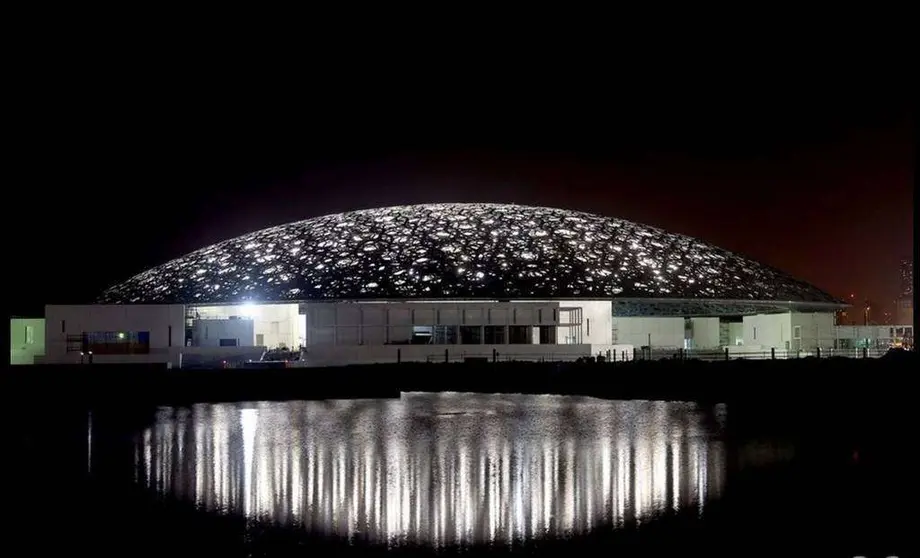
[4,353,914,410]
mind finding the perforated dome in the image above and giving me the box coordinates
[98,203,839,306]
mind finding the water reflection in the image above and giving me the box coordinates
[135,394,726,546]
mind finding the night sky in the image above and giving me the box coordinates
[10,51,913,319]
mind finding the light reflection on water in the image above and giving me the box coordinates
[134,394,727,546]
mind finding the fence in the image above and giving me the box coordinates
[633,346,891,362]
[423,352,591,364]
[421,346,896,364]
[271,345,904,368]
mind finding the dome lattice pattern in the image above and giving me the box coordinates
[98,203,837,305]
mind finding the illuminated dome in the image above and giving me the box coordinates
[98,203,839,311]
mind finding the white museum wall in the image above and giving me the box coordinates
[611,317,684,349]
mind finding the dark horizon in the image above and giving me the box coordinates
[10,73,913,318]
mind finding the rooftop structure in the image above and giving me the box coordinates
[98,203,839,315]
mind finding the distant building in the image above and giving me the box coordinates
[896,258,914,328]
[901,258,913,298]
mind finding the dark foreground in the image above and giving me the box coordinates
[3,354,914,556]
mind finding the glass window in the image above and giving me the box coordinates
[484,326,505,344]
[83,331,151,354]
[459,326,482,344]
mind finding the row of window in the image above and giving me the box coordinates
[66,331,151,355]
[401,325,560,345]
[317,307,569,327]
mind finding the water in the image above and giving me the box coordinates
[9,392,908,555]
[132,394,734,547]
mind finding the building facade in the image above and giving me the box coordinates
[25,299,899,367]
[10,318,45,365]
[16,203,879,367]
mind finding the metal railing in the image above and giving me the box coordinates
[423,352,587,364]
[633,346,893,362]
[227,345,909,368]
[415,346,900,364]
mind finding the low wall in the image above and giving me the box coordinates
[37,346,269,368]
[301,343,597,366]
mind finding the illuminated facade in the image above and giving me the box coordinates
[36,204,853,366]
[9,318,45,365]
[896,258,914,330]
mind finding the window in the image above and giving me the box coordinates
[459,326,482,344]
[433,325,457,344]
[25,325,34,345]
[753,326,757,340]
[484,326,505,344]
[508,326,530,344]
[586,318,591,337]
[538,325,556,345]
[82,331,150,355]
[792,326,802,340]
